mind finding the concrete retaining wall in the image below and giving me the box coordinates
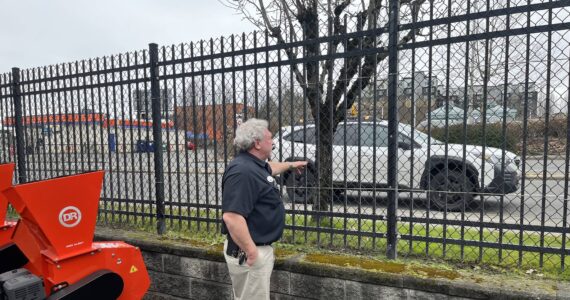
[94,228,569,300]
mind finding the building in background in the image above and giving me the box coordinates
[132,88,174,120]
[3,113,181,154]
[174,103,253,143]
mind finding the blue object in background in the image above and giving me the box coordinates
[186,131,208,140]
[108,134,116,152]
[136,140,154,152]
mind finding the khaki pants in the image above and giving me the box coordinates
[223,240,275,300]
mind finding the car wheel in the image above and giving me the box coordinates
[285,165,316,204]
[333,189,345,200]
[428,169,474,211]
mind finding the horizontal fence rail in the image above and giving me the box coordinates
[1,0,570,273]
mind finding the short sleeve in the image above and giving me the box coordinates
[222,168,257,217]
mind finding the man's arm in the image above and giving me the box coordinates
[222,212,258,266]
[268,161,308,176]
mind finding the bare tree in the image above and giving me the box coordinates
[465,0,535,112]
[221,0,427,213]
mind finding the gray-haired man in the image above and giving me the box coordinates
[221,118,307,300]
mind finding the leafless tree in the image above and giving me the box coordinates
[464,0,536,112]
[221,0,429,212]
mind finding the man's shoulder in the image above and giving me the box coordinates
[225,155,256,174]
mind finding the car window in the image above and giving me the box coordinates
[283,127,317,144]
[284,124,414,148]
[372,125,389,147]
[333,126,347,146]
[333,124,389,147]
[398,123,442,145]
[334,125,360,146]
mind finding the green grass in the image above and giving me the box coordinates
[281,214,570,280]
[7,202,570,280]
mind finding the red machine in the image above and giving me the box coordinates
[0,163,150,299]
[0,163,27,275]
[0,163,16,246]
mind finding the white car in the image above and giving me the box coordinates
[272,120,521,211]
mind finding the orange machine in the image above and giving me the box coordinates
[0,165,150,299]
[0,163,16,246]
[0,163,27,275]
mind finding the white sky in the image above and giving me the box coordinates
[0,0,256,72]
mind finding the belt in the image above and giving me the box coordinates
[226,236,271,257]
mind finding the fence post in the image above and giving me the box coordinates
[11,67,27,184]
[149,43,166,235]
[386,0,400,259]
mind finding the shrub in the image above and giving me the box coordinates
[427,123,519,154]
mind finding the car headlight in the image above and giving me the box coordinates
[484,154,500,165]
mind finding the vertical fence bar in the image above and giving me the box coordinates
[518,0,531,267]
[499,1,511,262]
[461,0,471,261]
[443,0,452,257]
[12,67,27,184]
[149,43,166,235]
[562,41,570,270]
[22,69,35,180]
[425,1,434,257]
[540,6,554,268]
[386,0,400,260]
[190,42,200,232]
[162,46,174,229]
[408,9,417,255]
[209,38,216,233]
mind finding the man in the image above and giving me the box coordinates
[221,118,307,300]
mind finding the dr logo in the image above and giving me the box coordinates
[59,206,82,228]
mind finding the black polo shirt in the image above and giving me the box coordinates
[221,151,285,245]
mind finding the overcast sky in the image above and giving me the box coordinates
[0,0,256,73]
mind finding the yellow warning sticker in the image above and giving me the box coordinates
[130,266,138,273]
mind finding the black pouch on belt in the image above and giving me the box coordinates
[226,236,240,258]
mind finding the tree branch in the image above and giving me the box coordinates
[333,0,426,125]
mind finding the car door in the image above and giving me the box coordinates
[370,124,417,190]
[369,124,390,187]
[396,133,416,190]
[284,126,318,163]
[331,123,363,184]
[333,123,389,188]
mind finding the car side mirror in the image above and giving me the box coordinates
[398,141,412,150]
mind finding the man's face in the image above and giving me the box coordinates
[255,129,273,160]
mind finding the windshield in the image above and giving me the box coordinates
[398,123,443,145]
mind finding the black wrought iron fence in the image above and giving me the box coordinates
[1,0,570,273]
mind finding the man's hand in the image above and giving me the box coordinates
[244,246,259,267]
[289,161,308,174]
[223,212,258,266]
[269,160,309,176]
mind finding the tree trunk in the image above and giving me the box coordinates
[313,111,334,214]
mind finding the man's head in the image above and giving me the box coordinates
[233,118,273,160]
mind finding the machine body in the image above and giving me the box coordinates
[0,163,150,299]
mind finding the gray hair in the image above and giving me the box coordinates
[233,118,269,152]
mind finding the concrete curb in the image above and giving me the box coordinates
[95,227,569,300]
[524,172,568,180]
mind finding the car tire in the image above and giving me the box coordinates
[428,169,474,211]
[285,164,316,204]
[333,189,345,200]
